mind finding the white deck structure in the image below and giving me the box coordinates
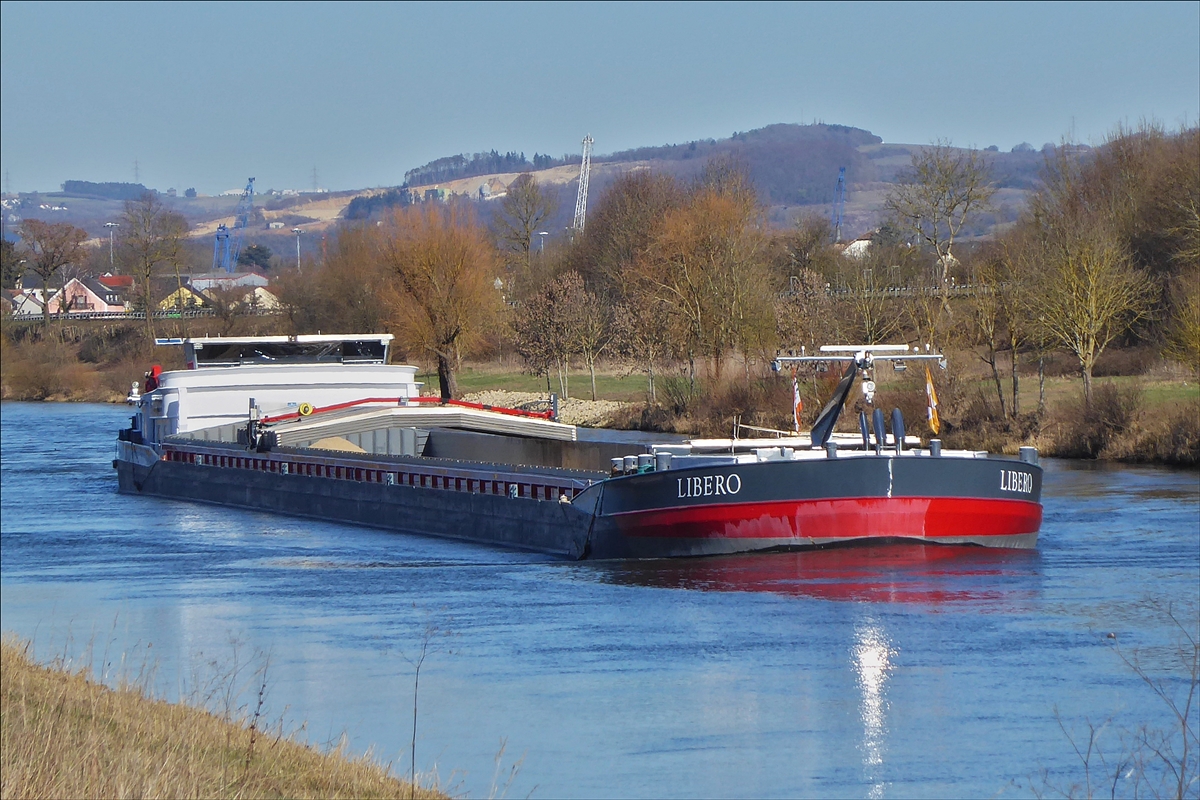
[135,335,421,443]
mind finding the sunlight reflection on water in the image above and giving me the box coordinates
[853,617,894,798]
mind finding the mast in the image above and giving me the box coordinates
[572,135,594,233]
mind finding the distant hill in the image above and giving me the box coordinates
[8,122,1053,246]
[596,123,883,206]
[397,122,1051,237]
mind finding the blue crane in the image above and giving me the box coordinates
[212,177,255,272]
[831,167,846,243]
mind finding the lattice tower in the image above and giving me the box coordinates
[831,166,846,243]
[572,135,594,232]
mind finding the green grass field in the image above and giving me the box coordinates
[424,362,1199,413]
[958,372,1199,413]
[418,366,652,401]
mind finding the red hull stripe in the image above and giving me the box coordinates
[610,497,1042,540]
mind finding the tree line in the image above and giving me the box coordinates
[6,122,1194,423]
[402,150,577,188]
[271,123,1196,414]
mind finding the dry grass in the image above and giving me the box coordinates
[0,639,444,800]
[0,337,105,402]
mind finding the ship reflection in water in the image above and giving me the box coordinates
[593,542,1040,797]
[591,542,1042,605]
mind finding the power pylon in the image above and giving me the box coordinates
[572,135,594,233]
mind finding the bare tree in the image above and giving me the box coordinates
[17,219,88,325]
[1164,180,1200,375]
[1032,230,1155,404]
[572,279,612,401]
[634,182,771,386]
[1031,602,1198,800]
[968,246,1009,418]
[1165,272,1200,376]
[510,288,557,394]
[378,203,502,400]
[275,226,391,336]
[773,268,838,354]
[571,170,684,301]
[119,193,188,341]
[830,249,905,346]
[511,271,587,398]
[612,292,674,403]
[494,173,557,269]
[886,142,995,301]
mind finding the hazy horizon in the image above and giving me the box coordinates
[2,1,1196,195]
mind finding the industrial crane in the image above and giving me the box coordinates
[572,135,593,233]
[212,177,255,272]
[831,167,846,243]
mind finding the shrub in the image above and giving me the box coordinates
[1051,382,1144,458]
[697,377,795,438]
[607,403,678,432]
[1092,346,1158,377]
[659,374,695,415]
[0,338,98,400]
[1105,400,1200,466]
[1153,402,1200,465]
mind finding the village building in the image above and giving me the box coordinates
[185,272,269,292]
[97,273,134,291]
[155,280,213,311]
[6,288,46,318]
[46,276,130,314]
[839,233,874,260]
[239,286,281,310]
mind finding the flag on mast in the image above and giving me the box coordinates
[792,370,802,433]
[925,365,941,434]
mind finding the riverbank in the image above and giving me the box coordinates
[0,639,443,800]
[2,326,1195,465]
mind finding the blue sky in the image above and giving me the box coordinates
[1,1,1196,195]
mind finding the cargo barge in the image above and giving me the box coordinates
[114,335,1043,559]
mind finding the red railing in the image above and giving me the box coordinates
[260,396,554,424]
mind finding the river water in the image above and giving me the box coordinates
[2,402,1197,798]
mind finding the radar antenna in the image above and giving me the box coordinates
[572,135,593,233]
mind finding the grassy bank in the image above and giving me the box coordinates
[3,319,1195,465]
[0,639,443,800]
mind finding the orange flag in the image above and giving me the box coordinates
[925,365,941,434]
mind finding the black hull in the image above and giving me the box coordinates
[117,458,594,558]
[116,443,1042,560]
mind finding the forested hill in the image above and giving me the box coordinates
[403,123,885,205]
[404,150,577,187]
[597,123,883,205]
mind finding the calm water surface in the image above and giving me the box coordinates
[2,402,1197,798]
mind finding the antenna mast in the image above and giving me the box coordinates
[572,135,594,232]
[831,166,846,243]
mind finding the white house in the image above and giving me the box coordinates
[234,286,281,311]
[7,289,46,318]
[841,235,873,260]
